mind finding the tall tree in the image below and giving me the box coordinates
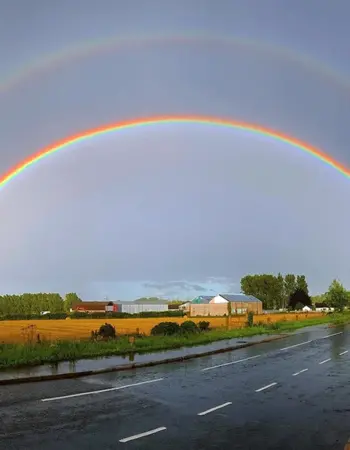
[288,288,312,309]
[284,274,297,301]
[241,274,281,309]
[64,293,82,312]
[296,275,309,295]
[276,273,286,309]
[0,293,65,315]
[325,279,349,312]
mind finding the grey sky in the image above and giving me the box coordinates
[0,0,350,300]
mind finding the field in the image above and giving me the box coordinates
[0,312,346,369]
[0,312,325,344]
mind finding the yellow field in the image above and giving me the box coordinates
[0,317,225,343]
[0,312,323,344]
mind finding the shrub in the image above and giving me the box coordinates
[180,320,199,334]
[247,311,254,327]
[198,321,210,331]
[150,322,181,336]
[98,323,116,339]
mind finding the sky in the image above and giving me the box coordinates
[1,0,350,300]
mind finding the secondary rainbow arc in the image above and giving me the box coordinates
[2,33,350,95]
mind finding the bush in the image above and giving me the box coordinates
[98,323,116,339]
[180,320,199,334]
[198,321,210,331]
[151,322,181,336]
[247,311,254,327]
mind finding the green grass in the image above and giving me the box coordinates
[0,313,349,370]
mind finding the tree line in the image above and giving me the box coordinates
[0,293,81,315]
[241,274,350,312]
[240,273,309,310]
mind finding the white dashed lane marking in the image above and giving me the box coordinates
[198,402,232,416]
[255,382,277,393]
[292,368,308,376]
[319,358,331,365]
[41,378,164,402]
[279,340,312,351]
[201,355,261,372]
[119,427,167,443]
[319,332,343,339]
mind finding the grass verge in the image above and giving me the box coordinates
[0,313,349,370]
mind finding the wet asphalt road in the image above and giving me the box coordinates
[1,325,349,450]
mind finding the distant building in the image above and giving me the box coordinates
[179,301,191,312]
[191,295,213,304]
[190,293,262,316]
[210,294,262,314]
[115,302,168,314]
[73,301,110,313]
[73,300,168,314]
[314,303,334,312]
[302,306,312,312]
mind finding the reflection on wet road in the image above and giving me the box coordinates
[1,325,349,449]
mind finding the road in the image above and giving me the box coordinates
[1,325,349,449]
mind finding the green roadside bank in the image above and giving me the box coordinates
[0,313,349,371]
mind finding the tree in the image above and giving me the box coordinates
[288,288,312,310]
[276,273,286,309]
[0,293,65,315]
[64,293,82,312]
[296,275,309,295]
[284,274,297,301]
[311,294,327,305]
[325,279,349,312]
[241,274,285,310]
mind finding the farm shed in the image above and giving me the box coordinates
[73,301,109,313]
[190,302,228,317]
[117,302,168,314]
[210,294,263,314]
[191,295,213,304]
[179,301,191,311]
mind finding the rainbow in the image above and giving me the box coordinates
[1,115,349,190]
[1,33,350,95]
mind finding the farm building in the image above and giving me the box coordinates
[179,302,191,311]
[302,305,312,312]
[190,293,262,316]
[73,300,168,314]
[73,301,110,313]
[115,302,168,314]
[191,295,213,304]
[314,303,334,312]
[179,296,213,312]
[210,294,263,314]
